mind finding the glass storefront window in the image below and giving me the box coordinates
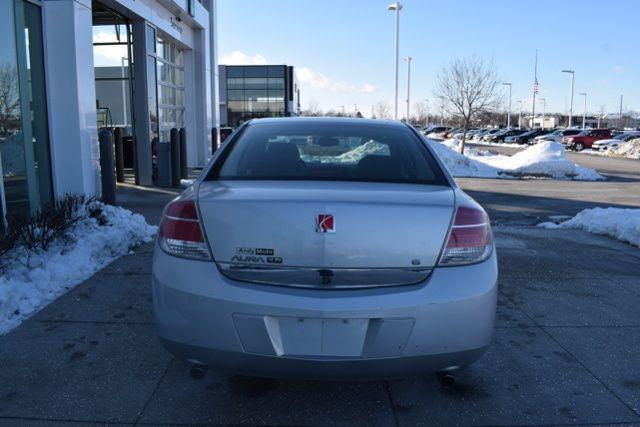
[224,66,290,126]
[1,0,53,220]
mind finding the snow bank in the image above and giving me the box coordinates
[609,139,640,159]
[428,139,499,178]
[0,202,157,335]
[538,208,640,247]
[428,139,603,180]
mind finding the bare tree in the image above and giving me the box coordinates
[434,56,502,154]
[373,101,391,120]
[0,63,21,136]
[412,101,427,127]
[301,100,322,116]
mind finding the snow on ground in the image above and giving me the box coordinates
[582,139,640,160]
[538,208,640,248]
[0,202,157,335]
[612,139,640,159]
[428,139,603,180]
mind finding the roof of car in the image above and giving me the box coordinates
[247,116,408,128]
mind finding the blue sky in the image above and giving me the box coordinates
[218,0,639,118]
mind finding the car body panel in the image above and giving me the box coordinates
[152,243,497,378]
[198,180,455,270]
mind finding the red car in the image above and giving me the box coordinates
[564,129,612,151]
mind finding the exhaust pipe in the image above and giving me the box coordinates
[435,368,457,387]
[189,363,208,380]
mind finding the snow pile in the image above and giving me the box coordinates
[428,139,603,180]
[479,141,603,180]
[0,202,157,335]
[428,139,499,178]
[538,208,640,247]
[609,139,640,159]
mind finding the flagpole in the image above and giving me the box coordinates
[532,49,538,128]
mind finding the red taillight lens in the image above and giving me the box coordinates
[439,206,492,266]
[159,200,211,260]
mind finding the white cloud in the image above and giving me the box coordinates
[613,66,624,74]
[297,67,376,94]
[219,51,268,65]
[92,31,129,67]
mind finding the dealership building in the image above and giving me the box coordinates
[218,65,300,127]
[0,0,220,224]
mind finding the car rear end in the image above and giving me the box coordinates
[152,118,497,379]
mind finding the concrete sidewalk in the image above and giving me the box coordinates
[0,177,639,425]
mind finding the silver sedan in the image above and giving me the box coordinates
[152,117,497,379]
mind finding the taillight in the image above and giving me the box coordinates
[438,206,492,266]
[158,199,211,260]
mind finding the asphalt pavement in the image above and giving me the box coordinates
[0,153,639,426]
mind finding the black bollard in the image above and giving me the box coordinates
[170,128,181,187]
[113,127,125,183]
[98,129,116,205]
[179,128,188,179]
[211,127,219,153]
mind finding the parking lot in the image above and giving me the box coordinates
[0,153,639,426]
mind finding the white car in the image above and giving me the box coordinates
[591,132,640,151]
[532,128,581,144]
[152,117,497,380]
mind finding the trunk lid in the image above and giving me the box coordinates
[198,181,454,275]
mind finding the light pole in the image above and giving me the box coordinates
[562,69,575,127]
[502,82,512,128]
[579,92,587,129]
[539,98,546,129]
[388,2,403,120]
[517,100,522,128]
[425,98,429,128]
[439,96,444,126]
[403,56,412,123]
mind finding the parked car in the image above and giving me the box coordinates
[451,128,478,139]
[473,128,495,140]
[511,128,551,145]
[481,128,505,141]
[153,117,497,380]
[487,128,527,143]
[591,131,640,151]
[564,129,613,151]
[424,126,450,139]
[532,128,581,144]
[443,127,463,139]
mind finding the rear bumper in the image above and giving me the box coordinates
[152,246,498,379]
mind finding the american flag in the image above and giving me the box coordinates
[533,78,539,95]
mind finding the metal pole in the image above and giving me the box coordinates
[619,95,624,129]
[404,56,412,122]
[179,128,188,179]
[532,50,538,127]
[425,98,429,128]
[569,72,574,127]
[98,129,116,205]
[114,127,125,183]
[502,83,512,128]
[170,128,181,187]
[388,3,402,120]
[121,57,128,128]
[580,93,587,129]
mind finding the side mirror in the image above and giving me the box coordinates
[180,179,195,189]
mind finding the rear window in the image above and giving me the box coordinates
[209,122,448,185]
